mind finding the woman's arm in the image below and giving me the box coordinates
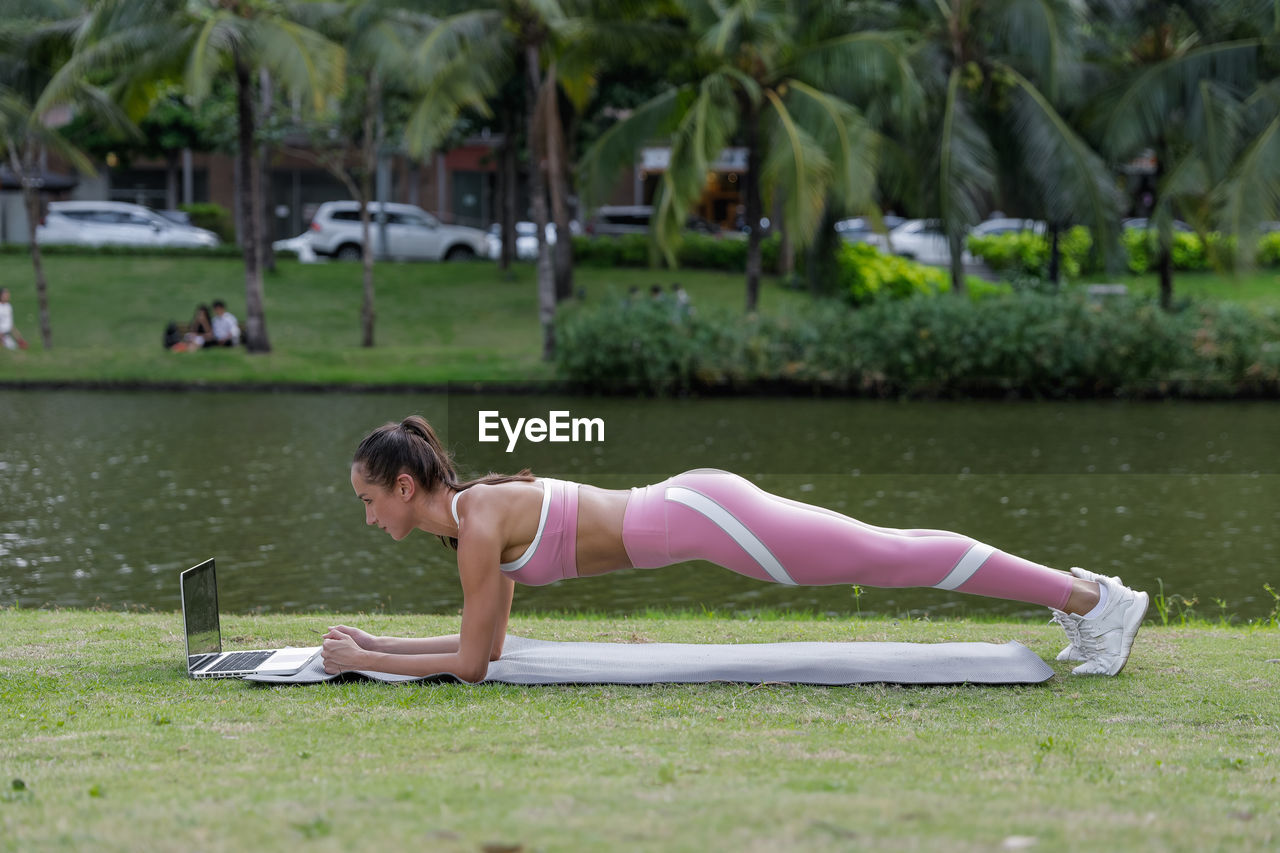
[321,499,512,681]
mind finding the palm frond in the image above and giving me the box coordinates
[652,71,739,262]
[1099,39,1261,159]
[1004,68,1122,244]
[577,85,689,209]
[1213,111,1280,246]
[759,87,832,245]
[249,18,345,111]
[781,78,878,215]
[938,68,995,238]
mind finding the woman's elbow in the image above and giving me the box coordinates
[456,658,490,684]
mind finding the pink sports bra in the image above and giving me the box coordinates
[450,478,581,586]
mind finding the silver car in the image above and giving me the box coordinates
[308,201,489,261]
[36,200,220,248]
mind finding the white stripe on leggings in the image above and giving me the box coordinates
[933,542,995,590]
[664,485,797,586]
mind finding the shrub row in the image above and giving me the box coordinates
[555,292,1280,397]
[1,243,243,258]
[968,228,1280,277]
[572,232,783,274]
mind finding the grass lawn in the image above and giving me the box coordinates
[0,255,809,386]
[2,608,1277,851]
[0,252,1275,387]
[1074,267,1280,309]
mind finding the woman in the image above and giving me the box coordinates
[171,304,214,352]
[321,416,1148,681]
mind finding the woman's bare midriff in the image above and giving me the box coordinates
[573,484,634,576]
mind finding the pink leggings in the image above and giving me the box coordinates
[621,469,1074,609]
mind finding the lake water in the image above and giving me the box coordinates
[1,389,1276,620]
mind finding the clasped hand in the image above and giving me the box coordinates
[321,624,376,674]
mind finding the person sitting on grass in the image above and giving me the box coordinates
[0,288,28,351]
[320,416,1149,682]
[210,300,240,347]
[171,304,213,352]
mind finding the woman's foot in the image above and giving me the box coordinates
[1050,608,1086,662]
[1065,567,1149,676]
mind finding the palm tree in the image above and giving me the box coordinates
[1091,0,1273,308]
[883,0,1122,295]
[1,0,132,350]
[41,0,345,352]
[404,0,667,358]
[286,0,462,349]
[581,0,915,312]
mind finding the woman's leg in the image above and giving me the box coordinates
[659,470,1077,610]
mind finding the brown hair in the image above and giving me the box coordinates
[352,415,533,550]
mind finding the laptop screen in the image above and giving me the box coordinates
[181,559,222,662]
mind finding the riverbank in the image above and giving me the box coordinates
[1,254,1276,392]
[3,608,1276,851]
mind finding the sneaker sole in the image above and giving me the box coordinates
[1112,590,1149,676]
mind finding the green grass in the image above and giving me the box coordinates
[0,255,808,386]
[1,253,1275,387]
[1074,267,1280,309]
[2,608,1277,851]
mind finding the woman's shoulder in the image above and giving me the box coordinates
[454,479,544,516]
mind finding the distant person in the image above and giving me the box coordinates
[0,288,28,351]
[171,304,213,352]
[670,282,692,318]
[649,284,665,302]
[211,300,241,347]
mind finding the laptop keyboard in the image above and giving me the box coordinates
[205,650,275,673]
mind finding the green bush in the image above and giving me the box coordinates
[967,227,1095,278]
[179,202,235,243]
[2,242,241,258]
[1255,232,1280,267]
[572,232,781,273]
[556,291,1280,396]
[835,242,948,305]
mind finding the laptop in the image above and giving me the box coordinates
[180,558,321,679]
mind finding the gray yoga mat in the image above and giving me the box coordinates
[244,634,1054,686]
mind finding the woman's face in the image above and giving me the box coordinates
[351,464,415,540]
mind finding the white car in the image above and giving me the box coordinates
[970,218,1047,238]
[834,215,904,247]
[308,201,488,261]
[885,219,973,266]
[486,221,558,260]
[36,200,220,248]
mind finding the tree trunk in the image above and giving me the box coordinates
[235,55,271,353]
[502,115,518,270]
[526,44,555,360]
[359,72,380,348]
[744,107,763,313]
[948,231,967,297]
[1047,224,1061,290]
[774,192,793,278]
[495,112,511,273]
[19,175,52,349]
[544,65,573,302]
[259,68,276,274]
[1158,243,1173,310]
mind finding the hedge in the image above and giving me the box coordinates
[555,292,1280,397]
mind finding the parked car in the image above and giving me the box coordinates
[970,217,1046,238]
[307,201,489,261]
[585,205,720,236]
[834,215,905,246]
[884,219,973,266]
[36,200,220,248]
[486,221,558,261]
[1121,217,1194,233]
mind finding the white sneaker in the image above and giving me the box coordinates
[1070,570,1149,676]
[1050,608,1086,662]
